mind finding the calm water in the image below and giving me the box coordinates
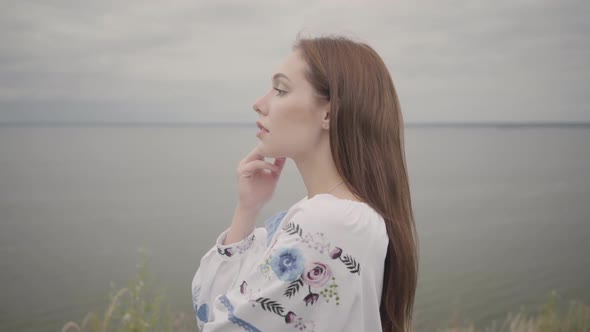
[0,124,588,331]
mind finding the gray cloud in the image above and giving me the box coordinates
[0,0,588,123]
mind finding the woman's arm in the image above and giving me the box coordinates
[223,205,259,246]
[199,204,368,332]
[191,209,289,331]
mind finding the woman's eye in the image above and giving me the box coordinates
[273,87,286,96]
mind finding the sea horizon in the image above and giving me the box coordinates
[1,121,590,128]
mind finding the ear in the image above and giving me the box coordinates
[322,113,329,129]
[321,103,330,130]
[317,96,335,130]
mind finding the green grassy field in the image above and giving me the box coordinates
[61,249,589,332]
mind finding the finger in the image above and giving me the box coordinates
[273,157,287,170]
[241,146,265,166]
[243,160,280,175]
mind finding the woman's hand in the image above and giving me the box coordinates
[236,145,287,212]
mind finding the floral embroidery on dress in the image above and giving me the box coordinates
[219,294,261,332]
[283,262,341,306]
[255,297,316,331]
[283,222,361,275]
[269,247,306,281]
[255,221,356,308]
[196,303,209,323]
[193,286,209,330]
[302,262,332,287]
[217,232,256,257]
[229,218,360,330]
[217,246,234,257]
[319,277,340,305]
[240,280,264,308]
[302,232,330,254]
[240,277,317,331]
[258,257,273,280]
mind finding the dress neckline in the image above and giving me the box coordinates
[303,193,383,219]
[305,193,371,208]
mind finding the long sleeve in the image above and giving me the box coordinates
[191,196,388,332]
[191,210,289,331]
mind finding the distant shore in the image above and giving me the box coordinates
[2,121,590,128]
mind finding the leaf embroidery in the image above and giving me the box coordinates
[283,222,302,237]
[340,254,360,275]
[255,297,285,315]
[251,295,315,331]
[284,277,304,298]
[281,221,361,276]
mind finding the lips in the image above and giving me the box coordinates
[256,121,269,132]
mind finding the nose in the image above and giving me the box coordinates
[252,95,267,115]
[252,103,261,114]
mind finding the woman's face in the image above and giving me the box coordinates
[252,49,329,159]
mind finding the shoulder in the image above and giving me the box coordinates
[280,195,388,258]
[269,195,388,283]
[287,194,385,237]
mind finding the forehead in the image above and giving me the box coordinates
[272,50,308,84]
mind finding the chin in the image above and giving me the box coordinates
[257,143,286,159]
[257,143,273,158]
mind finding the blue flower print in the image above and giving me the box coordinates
[196,303,209,323]
[270,247,305,281]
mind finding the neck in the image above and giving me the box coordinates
[294,136,344,200]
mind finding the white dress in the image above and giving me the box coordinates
[191,193,389,332]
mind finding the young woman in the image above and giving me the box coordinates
[191,33,418,332]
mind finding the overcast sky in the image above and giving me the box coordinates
[1,0,588,124]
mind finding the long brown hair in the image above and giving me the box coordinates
[293,32,419,332]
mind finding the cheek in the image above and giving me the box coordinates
[276,94,313,126]
[268,93,319,148]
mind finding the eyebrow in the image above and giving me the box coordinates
[272,73,291,84]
